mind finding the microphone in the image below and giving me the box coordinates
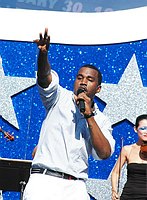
[77,88,85,113]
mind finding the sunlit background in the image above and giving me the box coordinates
[0,1,147,200]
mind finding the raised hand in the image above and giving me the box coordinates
[34,28,50,53]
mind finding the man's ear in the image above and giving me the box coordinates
[96,85,101,93]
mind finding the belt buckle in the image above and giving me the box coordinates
[68,175,72,180]
[43,169,47,174]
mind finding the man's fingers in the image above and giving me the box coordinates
[39,33,43,40]
[33,39,39,43]
[44,32,47,39]
[33,28,50,50]
[44,28,48,38]
[44,28,48,39]
[47,35,50,42]
[38,45,47,53]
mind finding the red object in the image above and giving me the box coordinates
[0,127,14,141]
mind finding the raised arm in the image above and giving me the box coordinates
[34,28,52,88]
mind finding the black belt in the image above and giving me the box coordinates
[31,168,83,180]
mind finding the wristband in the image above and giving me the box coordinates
[84,112,94,119]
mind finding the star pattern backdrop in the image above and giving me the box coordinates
[0,40,147,200]
[0,38,146,199]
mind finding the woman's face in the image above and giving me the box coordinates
[135,119,147,141]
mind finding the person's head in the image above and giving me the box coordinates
[74,64,102,99]
[134,114,147,142]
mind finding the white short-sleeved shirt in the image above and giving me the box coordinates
[32,70,115,179]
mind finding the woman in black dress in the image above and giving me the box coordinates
[111,114,147,200]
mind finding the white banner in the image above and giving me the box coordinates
[0,6,146,44]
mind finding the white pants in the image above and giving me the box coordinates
[23,174,90,200]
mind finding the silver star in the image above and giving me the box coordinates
[0,56,36,129]
[86,165,127,199]
[96,54,147,125]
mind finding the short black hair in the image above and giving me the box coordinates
[135,114,147,128]
[80,64,102,85]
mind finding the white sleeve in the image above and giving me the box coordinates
[91,110,115,160]
[37,70,60,111]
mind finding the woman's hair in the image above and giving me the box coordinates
[135,114,147,128]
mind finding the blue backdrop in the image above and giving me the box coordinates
[0,38,146,199]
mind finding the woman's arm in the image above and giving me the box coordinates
[111,146,128,199]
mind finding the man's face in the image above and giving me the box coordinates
[74,67,101,99]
